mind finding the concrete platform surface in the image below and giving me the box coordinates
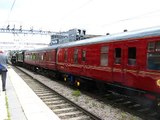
[0,67,60,120]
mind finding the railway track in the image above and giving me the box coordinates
[13,66,101,120]
[100,91,160,120]
[12,65,160,120]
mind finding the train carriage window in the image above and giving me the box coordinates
[44,53,46,61]
[49,52,52,61]
[147,41,160,70]
[64,50,68,62]
[29,54,31,60]
[31,54,33,60]
[115,48,121,64]
[74,49,78,64]
[38,54,41,61]
[101,46,108,66]
[41,54,43,61]
[46,53,49,61]
[35,54,38,61]
[148,42,155,52]
[32,53,36,60]
[48,53,50,61]
[82,50,86,62]
[128,47,136,65]
[50,52,54,61]
[29,54,30,60]
[156,41,160,51]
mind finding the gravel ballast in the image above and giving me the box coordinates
[20,67,142,120]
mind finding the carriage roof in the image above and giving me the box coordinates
[59,26,160,48]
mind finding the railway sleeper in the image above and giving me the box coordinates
[148,112,158,117]
[37,93,55,96]
[34,89,50,92]
[62,115,91,120]
[43,98,62,102]
[39,95,59,99]
[55,110,82,116]
[34,90,52,94]
[128,103,141,109]
[53,107,77,114]
[57,111,84,119]
[121,100,133,105]
[45,100,65,105]
[137,108,151,113]
[50,104,72,109]
[113,98,125,103]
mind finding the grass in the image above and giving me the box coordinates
[5,92,11,120]
[72,90,81,97]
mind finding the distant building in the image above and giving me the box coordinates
[49,28,86,46]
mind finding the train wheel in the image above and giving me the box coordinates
[96,82,106,94]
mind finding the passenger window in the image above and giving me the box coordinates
[32,53,36,60]
[46,53,49,61]
[74,49,78,64]
[41,54,43,61]
[44,53,46,61]
[101,46,108,66]
[148,42,155,52]
[156,41,160,51]
[64,50,68,62]
[128,47,136,65]
[115,48,121,64]
[49,52,52,61]
[82,50,86,62]
[147,41,160,70]
[35,54,37,61]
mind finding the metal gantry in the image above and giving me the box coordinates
[0,25,55,35]
[0,25,54,51]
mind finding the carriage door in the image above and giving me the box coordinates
[112,43,124,84]
[124,42,139,86]
[81,49,86,75]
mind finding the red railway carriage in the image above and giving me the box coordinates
[24,45,58,71]
[57,27,160,97]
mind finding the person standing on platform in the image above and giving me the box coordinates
[0,50,8,91]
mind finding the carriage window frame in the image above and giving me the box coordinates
[148,42,155,52]
[74,49,78,64]
[64,49,68,62]
[32,53,36,61]
[128,47,136,66]
[100,46,109,66]
[46,52,50,61]
[82,50,86,62]
[147,41,160,70]
[114,48,121,64]
[35,53,38,61]
[41,54,43,61]
[43,53,46,61]
[48,52,53,61]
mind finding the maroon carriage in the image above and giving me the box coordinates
[57,27,160,101]
[24,45,58,72]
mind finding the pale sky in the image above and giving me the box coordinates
[1,0,160,35]
[1,0,160,51]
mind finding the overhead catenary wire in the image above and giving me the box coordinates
[55,0,94,23]
[6,0,16,24]
[101,8,160,28]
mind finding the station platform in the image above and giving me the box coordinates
[0,66,60,120]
